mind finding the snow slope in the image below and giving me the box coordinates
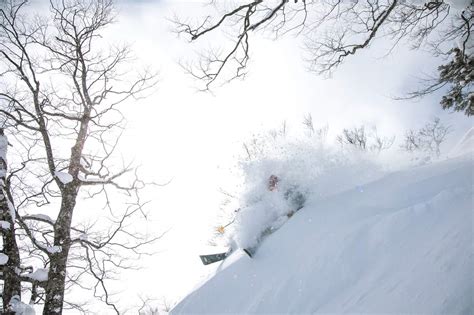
[172,154,473,314]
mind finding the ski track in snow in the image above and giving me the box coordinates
[172,154,473,314]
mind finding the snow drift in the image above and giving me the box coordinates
[172,152,473,314]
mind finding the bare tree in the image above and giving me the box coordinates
[0,0,158,314]
[137,295,174,315]
[402,129,423,153]
[174,1,473,115]
[243,135,265,161]
[302,113,314,137]
[337,125,394,153]
[402,117,452,158]
[269,120,288,140]
[337,126,368,150]
[302,114,328,142]
[368,127,395,153]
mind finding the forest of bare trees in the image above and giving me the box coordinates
[0,0,158,313]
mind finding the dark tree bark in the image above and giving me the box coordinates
[0,0,159,313]
[43,185,78,314]
[0,129,21,313]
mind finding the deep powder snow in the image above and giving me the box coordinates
[172,153,473,314]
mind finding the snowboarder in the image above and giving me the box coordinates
[201,174,307,263]
[242,175,306,257]
[268,174,279,191]
[266,174,306,218]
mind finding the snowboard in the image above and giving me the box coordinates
[199,248,254,265]
[199,251,229,265]
[199,208,304,265]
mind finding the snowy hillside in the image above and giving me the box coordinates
[172,153,473,314]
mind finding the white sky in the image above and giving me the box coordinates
[26,0,474,312]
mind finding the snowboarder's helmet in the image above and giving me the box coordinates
[268,175,279,191]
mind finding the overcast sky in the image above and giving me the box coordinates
[27,0,473,311]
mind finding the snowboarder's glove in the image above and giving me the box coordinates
[216,226,225,234]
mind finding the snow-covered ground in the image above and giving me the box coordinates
[172,152,473,314]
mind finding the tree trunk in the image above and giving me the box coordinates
[0,185,21,313]
[42,185,78,315]
[0,133,21,313]
[43,251,69,315]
